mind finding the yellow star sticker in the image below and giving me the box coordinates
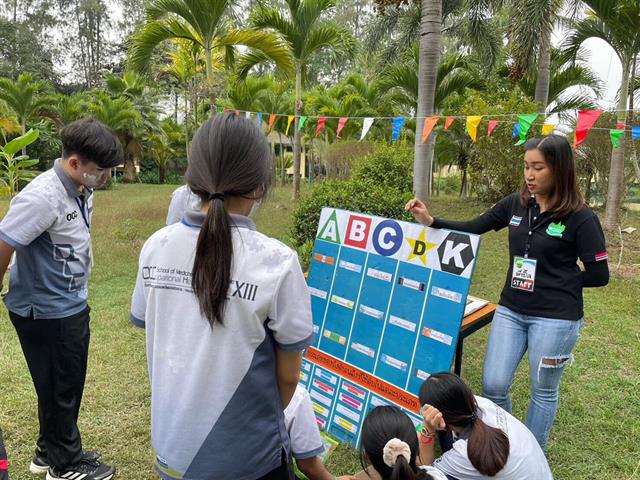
[405,229,437,266]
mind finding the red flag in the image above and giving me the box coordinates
[444,116,454,130]
[315,117,326,138]
[487,120,498,137]
[336,117,348,139]
[574,110,603,148]
[420,116,440,144]
[235,109,240,116]
[268,113,276,131]
[225,107,231,113]
[616,123,625,130]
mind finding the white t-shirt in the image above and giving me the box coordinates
[432,396,553,480]
[165,185,201,225]
[130,211,314,480]
[420,465,448,480]
[284,386,325,460]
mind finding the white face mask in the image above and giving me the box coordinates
[80,166,110,189]
[249,199,261,217]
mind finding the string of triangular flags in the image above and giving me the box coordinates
[214,105,640,149]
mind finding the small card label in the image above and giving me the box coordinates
[367,268,393,282]
[389,315,417,333]
[431,286,462,303]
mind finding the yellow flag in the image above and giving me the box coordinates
[285,115,295,136]
[466,116,483,143]
[541,124,555,136]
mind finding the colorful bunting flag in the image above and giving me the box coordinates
[298,116,307,130]
[515,113,538,146]
[392,117,405,141]
[360,118,374,140]
[336,117,348,139]
[574,110,603,149]
[268,113,276,131]
[245,111,251,119]
[541,124,555,135]
[315,117,326,138]
[487,120,498,137]
[512,123,520,139]
[616,123,625,130]
[610,129,625,149]
[257,112,262,127]
[633,126,640,140]
[225,108,231,113]
[420,116,440,144]
[445,116,454,130]
[466,116,483,143]
[235,109,240,116]
[285,115,295,136]
[216,105,223,114]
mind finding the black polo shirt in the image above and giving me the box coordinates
[433,193,608,320]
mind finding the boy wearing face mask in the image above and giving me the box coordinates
[0,119,123,480]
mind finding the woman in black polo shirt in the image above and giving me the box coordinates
[405,134,609,449]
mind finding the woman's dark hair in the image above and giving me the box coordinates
[62,118,124,168]
[419,373,509,477]
[360,406,433,480]
[186,114,273,327]
[520,134,583,217]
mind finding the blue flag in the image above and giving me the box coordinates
[633,125,640,140]
[392,117,405,142]
[512,122,520,139]
[257,112,262,127]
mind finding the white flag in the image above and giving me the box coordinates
[245,111,251,119]
[360,117,374,141]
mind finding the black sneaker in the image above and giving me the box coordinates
[46,459,115,480]
[30,449,102,475]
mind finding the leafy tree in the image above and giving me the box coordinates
[0,128,39,197]
[250,0,356,200]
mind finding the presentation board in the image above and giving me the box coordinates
[302,208,481,447]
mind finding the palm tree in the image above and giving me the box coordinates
[128,0,294,116]
[103,71,163,182]
[156,39,207,155]
[250,0,356,201]
[413,0,442,201]
[0,73,52,154]
[565,0,640,229]
[89,93,143,182]
[378,48,485,111]
[509,48,603,121]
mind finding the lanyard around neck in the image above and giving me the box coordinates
[75,196,90,232]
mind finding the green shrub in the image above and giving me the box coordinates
[138,169,183,185]
[291,144,415,251]
[462,90,537,203]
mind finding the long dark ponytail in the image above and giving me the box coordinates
[419,373,510,476]
[185,114,273,327]
[360,406,433,480]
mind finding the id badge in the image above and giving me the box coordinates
[511,256,537,292]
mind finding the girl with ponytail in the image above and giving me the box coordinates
[360,406,446,480]
[131,114,315,480]
[418,373,552,479]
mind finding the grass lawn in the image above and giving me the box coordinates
[1,183,639,479]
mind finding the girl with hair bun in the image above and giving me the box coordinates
[360,406,446,480]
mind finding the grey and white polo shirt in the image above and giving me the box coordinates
[165,185,201,225]
[130,211,314,480]
[0,160,93,319]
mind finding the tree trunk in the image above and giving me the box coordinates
[460,167,468,197]
[184,92,190,159]
[278,132,285,186]
[585,171,593,205]
[159,163,165,184]
[292,64,303,201]
[533,26,552,112]
[205,46,216,118]
[412,0,442,201]
[123,139,137,183]
[21,121,26,157]
[629,55,640,181]
[603,61,631,229]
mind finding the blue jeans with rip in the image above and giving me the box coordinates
[481,305,583,449]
